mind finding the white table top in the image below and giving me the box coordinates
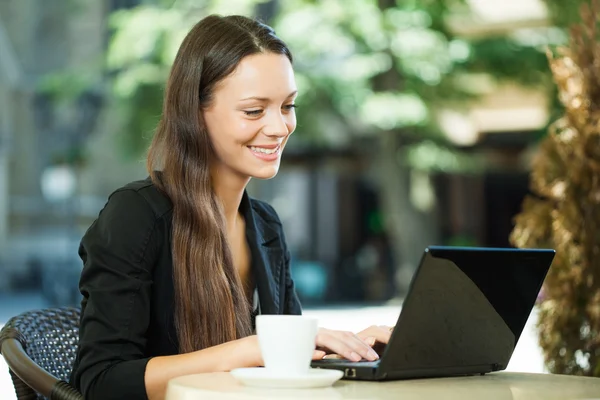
[165,371,600,400]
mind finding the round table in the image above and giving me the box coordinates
[165,371,600,400]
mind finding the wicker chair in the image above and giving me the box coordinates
[0,307,83,400]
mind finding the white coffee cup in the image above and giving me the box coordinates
[256,315,319,375]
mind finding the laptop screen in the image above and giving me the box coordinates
[382,247,554,372]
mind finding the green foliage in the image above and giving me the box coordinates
[271,0,552,172]
[543,0,592,27]
[38,71,99,104]
[273,0,473,141]
[106,5,192,157]
[99,0,561,171]
[104,0,266,158]
[463,37,550,86]
[404,140,484,172]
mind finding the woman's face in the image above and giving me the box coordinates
[203,52,297,181]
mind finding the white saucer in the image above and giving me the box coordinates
[230,368,344,389]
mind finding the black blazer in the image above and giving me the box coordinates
[69,177,302,400]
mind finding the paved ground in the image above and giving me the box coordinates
[0,294,546,399]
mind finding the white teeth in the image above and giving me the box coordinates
[249,146,278,154]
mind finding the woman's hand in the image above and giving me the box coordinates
[356,325,394,346]
[243,325,394,365]
[314,328,382,362]
[316,325,394,362]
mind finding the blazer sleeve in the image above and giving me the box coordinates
[71,189,162,400]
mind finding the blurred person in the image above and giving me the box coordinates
[70,15,392,400]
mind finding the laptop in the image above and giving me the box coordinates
[311,246,555,381]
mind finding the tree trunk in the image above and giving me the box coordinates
[376,131,439,296]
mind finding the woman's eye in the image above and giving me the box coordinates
[283,104,297,111]
[244,109,263,116]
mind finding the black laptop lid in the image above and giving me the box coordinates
[380,246,554,373]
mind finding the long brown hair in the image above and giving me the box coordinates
[146,15,293,353]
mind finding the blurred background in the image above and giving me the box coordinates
[0,0,597,393]
[0,0,577,305]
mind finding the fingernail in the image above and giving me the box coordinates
[350,352,361,361]
[368,349,379,360]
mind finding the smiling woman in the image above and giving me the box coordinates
[203,53,298,180]
[68,14,390,400]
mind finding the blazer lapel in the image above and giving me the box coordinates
[241,193,284,315]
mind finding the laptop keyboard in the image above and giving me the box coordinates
[314,358,379,367]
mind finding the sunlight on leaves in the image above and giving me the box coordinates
[206,0,261,16]
[338,53,392,81]
[391,29,451,66]
[448,39,471,62]
[276,8,356,62]
[511,27,568,47]
[107,7,188,69]
[113,64,165,98]
[361,92,428,130]
[404,140,482,172]
[385,8,432,29]
[346,1,388,51]
[96,0,554,163]
[293,73,313,99]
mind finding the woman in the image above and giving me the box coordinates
[70,14,391,400]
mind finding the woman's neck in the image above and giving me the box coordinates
[211,166,250,230]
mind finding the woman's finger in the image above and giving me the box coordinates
[323,353,344,359]
[316,329,379,362]
[312,350,326,360]
[357,325,393,344]
[363,336,376,346]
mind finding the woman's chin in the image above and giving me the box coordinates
[249,166,280,180]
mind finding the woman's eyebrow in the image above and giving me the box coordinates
[239,91,298,102]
